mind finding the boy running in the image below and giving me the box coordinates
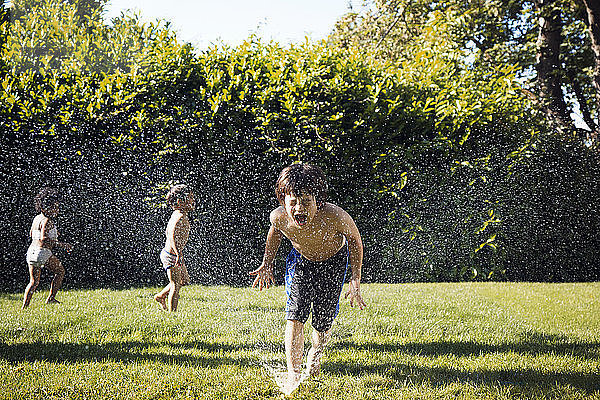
[154,184,194,312]
[250,163,366,384]
[23,187,73,309]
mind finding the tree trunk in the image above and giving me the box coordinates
[567,69,597,135]
[582,0,600,141]
[535,0,573,131]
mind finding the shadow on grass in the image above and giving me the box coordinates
[327,332,600,394]
[326,359,600,394]
[0,339,280,368]
[223,304,284,312]
[0,293,22,301]
[330,331,600,359]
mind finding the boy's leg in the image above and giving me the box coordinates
[22,263,41,309]
[167,265,182,312]
[180,262,190,286]
[45,256,64,303]
[307,247,348,376]
[285,319,305,381]
[155,253,176,309]
[154,283,170,310]
[306,328,332,377]
[284,249,312,382]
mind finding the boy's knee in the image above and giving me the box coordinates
[287,319,305,328]
[311,321,333,333]
[312,328,330,342]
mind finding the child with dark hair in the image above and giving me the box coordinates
[154,184,195,312]
[23,187,73,309]
[250,163,366,386]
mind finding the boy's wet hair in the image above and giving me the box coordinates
[166,184,192,207]
[276,163,328,207]
[34,187,60,213]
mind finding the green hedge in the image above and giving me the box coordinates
[1,0,598,290]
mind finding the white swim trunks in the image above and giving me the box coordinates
[160,249,182,270]
[26,246,53,267]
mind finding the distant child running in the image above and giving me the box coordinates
[23,187,73,309]
[250,163,366,384]
[154,184,194,312]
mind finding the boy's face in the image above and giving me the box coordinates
[175,193,195,212]
[284,192,317,229]
[183,193,196,211]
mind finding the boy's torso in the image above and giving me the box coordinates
[30,214,56,249]
[164,211,190,253]
[274,203,345,262]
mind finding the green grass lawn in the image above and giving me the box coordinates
[0,282,599,399]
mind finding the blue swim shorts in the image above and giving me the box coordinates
[284,244,348,332]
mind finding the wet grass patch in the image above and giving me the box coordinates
[0,282,598,399]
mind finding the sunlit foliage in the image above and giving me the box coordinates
[1,0,598,289]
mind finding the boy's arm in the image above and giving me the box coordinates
[249,210,283,290]
[38,218,47,242]
[51,223,73,252]
[168,215,183,265]
[338,209,366,309]
[40,218,56,248]
[55,239,73,252]
[262,223,283,266]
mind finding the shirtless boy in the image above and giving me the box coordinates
[23,187,73,309]
[154,184,194,312]
[250,163,366,383]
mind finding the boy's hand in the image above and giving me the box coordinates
[61,242,73,253]
[249,263,274,291]
[344,277,366,309]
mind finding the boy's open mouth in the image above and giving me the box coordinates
[294,214,308,226]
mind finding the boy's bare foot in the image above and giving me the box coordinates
[306,349,321,377]
[46,298,61,304]
[154,295,167,310]
[285,371,301,387]
[280,370,308,396]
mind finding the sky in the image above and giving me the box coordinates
[104,0,363,50]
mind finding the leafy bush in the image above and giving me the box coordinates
[1,0,598,291]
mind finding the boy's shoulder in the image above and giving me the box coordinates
[319,203,355,229]
[168,210,187,223]
[35,213,50,225]
[269,206,286,225]
[320,202,350,219]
